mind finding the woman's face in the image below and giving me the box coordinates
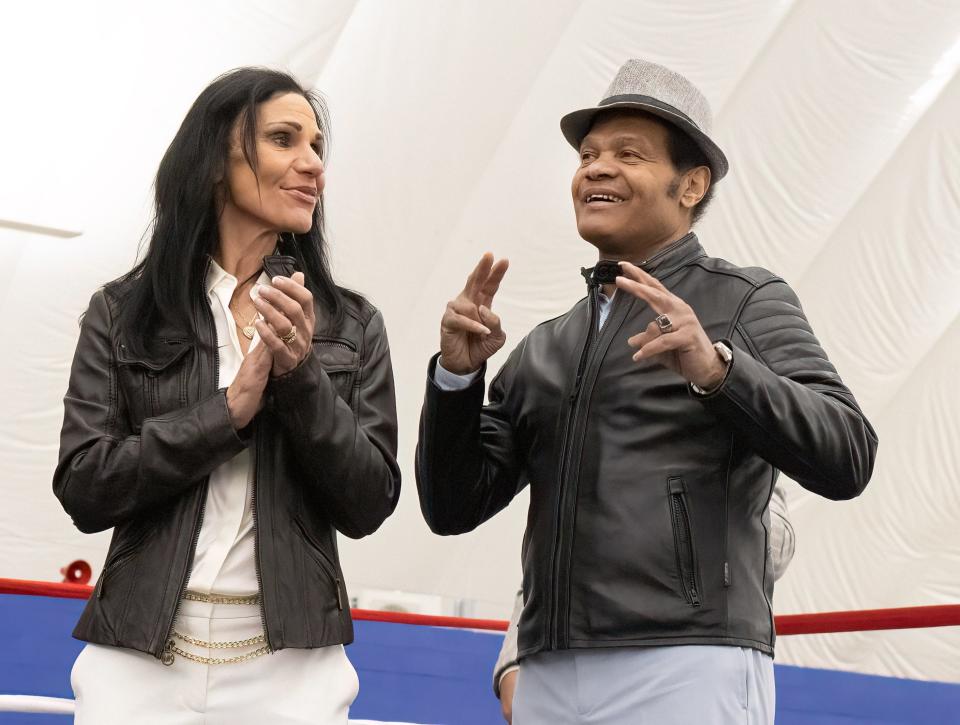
[221,92,325,235]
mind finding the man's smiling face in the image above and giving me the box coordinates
[572,111,699,257]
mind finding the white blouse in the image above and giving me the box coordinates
[185,259,270,596]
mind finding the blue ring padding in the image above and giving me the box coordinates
[2,594,959,724]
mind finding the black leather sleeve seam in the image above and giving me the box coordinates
[354,311,372,411]
[769,366,839,380]
[102,292,121,437]
[748,328,819,343]
[734,279,803,368]
[691,259,780,289]
[722,277,759,341]
[735,322,768,367]
[107,356,119,436]
[807,382,848,394]
[338,291,375,326]
[809,385,865,413]
[741,310,809,328]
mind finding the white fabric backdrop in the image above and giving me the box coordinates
[1,0,958,683]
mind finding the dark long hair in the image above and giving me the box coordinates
[112,67,345,355]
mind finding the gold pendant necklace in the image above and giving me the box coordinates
[229,268,264,340]
[239,316,257,340]
[230,306,258,340]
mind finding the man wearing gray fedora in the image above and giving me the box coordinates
[416,59,877,723]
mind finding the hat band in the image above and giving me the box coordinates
[599,94,699,130]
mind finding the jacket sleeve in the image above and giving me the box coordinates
[492,588,523,697]
[697,279,878,500]
[416,346,526,536]
[267,309,400,539]
[53,290,248,534]
[768,478,796,581]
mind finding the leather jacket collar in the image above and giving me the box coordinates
[582,231,706,287]
[262,253,298,279]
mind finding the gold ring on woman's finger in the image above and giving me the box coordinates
[280,326,297,344]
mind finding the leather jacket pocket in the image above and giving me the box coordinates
[668,478,702,607]
[94,523,151,600]
[115,339,192,429]
[293,517,344,611]
[313,337,359,409]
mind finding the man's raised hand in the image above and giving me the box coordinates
[616,261,727,390]
[439,253,509,375]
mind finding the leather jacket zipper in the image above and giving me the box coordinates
[294,518,344,610]
[95,527,152,599]
[161,487,207,665]
[313,337,357,352]
[160,290,217,664]
[146,370,160,418]
[568,290,599,405]
[668,478,702,607]
[252,427,274,647]
[548,283,601,649]
[547,246,694,648]
[94,552,135,599]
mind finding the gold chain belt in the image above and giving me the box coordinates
[163,640,271,666]
[182,590,261,605]
[162,632,269,666]
[173,631,266,649]
[161,591,267,665]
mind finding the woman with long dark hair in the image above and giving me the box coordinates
[53,67,400,723]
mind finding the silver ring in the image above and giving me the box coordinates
[655,314,674,334]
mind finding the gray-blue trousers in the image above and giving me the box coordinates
[513,645,774,724]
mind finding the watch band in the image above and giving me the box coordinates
[690,341,733,395]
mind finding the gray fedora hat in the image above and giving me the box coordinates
[560,59,728,180]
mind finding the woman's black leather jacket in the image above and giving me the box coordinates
[54,255,400,658]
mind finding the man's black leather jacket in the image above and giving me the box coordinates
[417,234,876,658]
[53,254,400,659]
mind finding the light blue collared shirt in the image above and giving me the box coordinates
[435,291,615,389]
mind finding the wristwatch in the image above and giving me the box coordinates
[690,341,733,395]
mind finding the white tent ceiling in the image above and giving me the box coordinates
[2,0,958,683]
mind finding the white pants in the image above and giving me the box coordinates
[71,598,359,724]
[513,645,775,725]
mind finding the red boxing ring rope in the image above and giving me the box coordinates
[1,578,92,600]
[2,578,959,635]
